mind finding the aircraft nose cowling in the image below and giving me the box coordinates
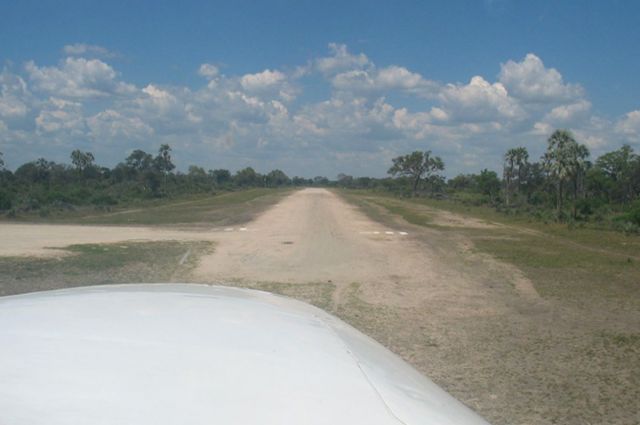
[0,284,492,425]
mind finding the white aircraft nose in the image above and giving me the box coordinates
[0,284,491,425]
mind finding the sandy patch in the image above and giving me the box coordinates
[0,223,219,257]
[193,189,531,312]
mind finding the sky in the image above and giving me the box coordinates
[1,0,640,178]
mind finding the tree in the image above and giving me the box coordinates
[313,176,329,186]
[154,144,175,175]
[513,147,529,194]
[210,169,231,185]
[266,169,290,187]
[543,130,589,219]
[503,147,529,206]
[125,150,154,172]
[520,161,548,204]
[292,176,310,186]
[477,169,501,203]
[568,142,590,219]
[15,158,55,186]
[448,174,475,191]
[388,150,444,195]
[187,165,209,189]
[595,144,638,204]
[70,150,95,175]
[0,152,4,171]
[503,150,515,206]
[337,173,354,188]
[188,165,207,178]
[234,167,260,187]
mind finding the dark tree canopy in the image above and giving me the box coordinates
[70,150,95,173]
[388,150,444,194]
[125,150,154,172]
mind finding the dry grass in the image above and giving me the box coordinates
[338,190,640,425]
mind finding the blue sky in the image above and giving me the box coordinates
[1,0,640,177]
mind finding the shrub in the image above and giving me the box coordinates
[0,191,12,210]
[626,201,640,226]
[90,194,118,206]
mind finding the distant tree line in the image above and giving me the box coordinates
[1,129,639,230]
[336,129,640,231]
[0,145,318,216]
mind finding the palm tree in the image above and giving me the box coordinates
[568,142,590,219]
[513,147,529,195]
[503,149,516,206]
[543,130,589,220]
[504,147,529,206]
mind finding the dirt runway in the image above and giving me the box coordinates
[194,188,535,313]
[0,188,554,425]
[195,188,432,302]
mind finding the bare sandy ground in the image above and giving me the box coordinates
[194,188,538,311]
[0,189,536,311]
[0,224,219,257]
[195,188,420,293]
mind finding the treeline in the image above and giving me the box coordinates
[1,129,639,230]
[0,145,322,216]
[335,130,640,231]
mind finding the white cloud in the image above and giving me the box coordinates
[198,64,219,79]
[140,84,177,111]
[543,100,591,124]
[376,66,426,90]
[63,43,117,58]
[332,65,437,96]
[26,58,135,98]
[0,71,30,119]
[240,69,285,91]
[532,121,553,136]
[205,132,235,150]
[615,110,640,142]
[4,44,639,177]
[315,43,371,75]
[238,69,298,102]
[439,76,525,122]
[499,53,584,103]
[87,109,153,141]
[35,97,85,135]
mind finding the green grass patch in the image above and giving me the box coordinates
[5,188,293,226]
[0,240,215,296]
[338,190,435,228]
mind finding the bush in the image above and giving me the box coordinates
[69,187,92,204]
[611,219,640,234]
[45,191,72,204]
[0,191,12,210]
[575,198,603,217]
[90,193,118,206]
[625,201,640,226]
[528,191,548,206]
[19,197,41,212]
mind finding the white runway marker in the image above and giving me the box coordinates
[224,228,234,232]
[373,231,380,235]
[399,231,408,235]
[385,231,394,235]
[239,227,248,232]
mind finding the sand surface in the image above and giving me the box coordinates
[0,224,219,257]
